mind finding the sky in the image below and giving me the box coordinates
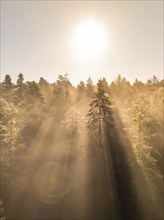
[1,1,163,85]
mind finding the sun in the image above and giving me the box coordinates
[72,19,107,60]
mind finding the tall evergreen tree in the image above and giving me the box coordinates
[0,98,20,154]
[15,73,26,107]
[77,81,86,93]
[51,74,71,120]
[124,95,161,180]
[86,79,115,219]
[62,108,82,147]
[87,79,113,148]
[16,73,24,86]
[25,81,44,109]
[2,75,14,101]
[86,77,94,97]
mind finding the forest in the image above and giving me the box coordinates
[0,73,163,220]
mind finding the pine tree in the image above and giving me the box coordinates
[0,98,20,165]
[16,73,24,86]
[124,95,161,180]
[86,77,94,97]
[14,73,26,107]
[38,77,52,109]
[38,77,48,86]
[77,81,86,93]
[110,74,132,106]
[62,108,82,147]
[2,75,14,102]
[25,81,44,109]
[87,79,113,148]
[86,79,115,219]
[51,74,71,120]
[2,74,12,90]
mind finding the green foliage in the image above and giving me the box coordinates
[76,81,87,103]
[110,74,132,103]
[77,81,86,94]
[0,73,163,220]
[87,79,113,146]
[0,98,20,153]
[86,77,94,97]
[124,95,161,180]
[1,75,14,102]
[38,79,52,110]
[2,74,12,90]
[14,73,26,107]
[25,81,44,109]
[20,110,45,146]
[51,74,72,119]
[62,108,83,147]
[16,73,24,86]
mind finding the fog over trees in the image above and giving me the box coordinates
[0,73,163,220]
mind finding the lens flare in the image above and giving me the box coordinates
[34,162,72,204]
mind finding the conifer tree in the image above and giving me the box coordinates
[86,77,94,97]
[0,99,19,150]
[2,74,12,90]
[62,108,82,147]
[14,73,26,107]
[87,79,113,148]
[51,74,71,120]
[86,79,115,219]
[124,95,161,180]
[2,75,14,102]
[25,81,44,109]
[76,80,86,103]
[16,73,24,86]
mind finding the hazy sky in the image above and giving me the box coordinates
[1,1,163,85]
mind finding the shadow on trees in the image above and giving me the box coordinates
[87,109,162,220]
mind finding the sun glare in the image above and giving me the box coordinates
[72,19,107,60]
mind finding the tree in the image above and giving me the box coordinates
[16,73,24,86]
[18,81,45,146]
[124,95,161,180]
[0,98,20,153]
[2,74,12,90]
[38,77,52,109]
[51,74,71,119]
[101,77,110,94]
[24,81,44,109]
[38,77,49,86]
[147,75,159,86]
[77,81,86,92]
[110,74,132,105]
[86,79,115,219]
[76,80,86,101]
[87,79,113,148]
[14,73,26,107]
[133,79,144,90]
[146,76,160,94]
[2,75,14,102]
[62,108,83,147]
[86,77,94,97]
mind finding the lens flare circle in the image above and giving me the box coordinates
[34,162,72,204]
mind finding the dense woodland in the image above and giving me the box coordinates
[0,73,163,220]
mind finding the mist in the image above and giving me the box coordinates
[0,74,163,220]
